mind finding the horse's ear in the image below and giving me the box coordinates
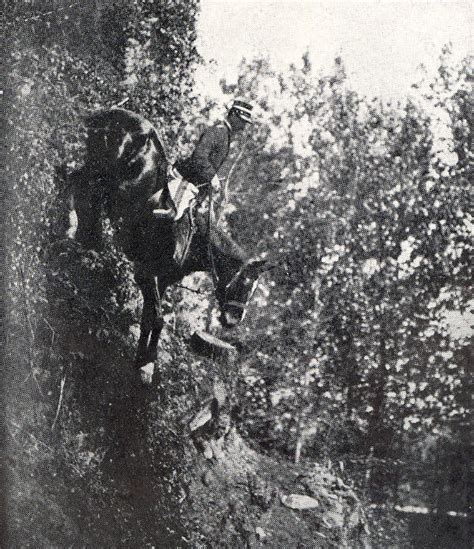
[246,258,271,275]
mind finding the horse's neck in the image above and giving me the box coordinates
[177,214,239,274]
[202,223,248,287]
[215,251,246,289]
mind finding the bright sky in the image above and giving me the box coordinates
[196,0,472,100]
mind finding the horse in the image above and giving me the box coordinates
[63,108,269,384]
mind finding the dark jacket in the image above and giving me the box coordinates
[174,121,232,187]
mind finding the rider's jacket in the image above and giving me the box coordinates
[174,120,232,189]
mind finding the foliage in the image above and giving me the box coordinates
[4,2,202,545]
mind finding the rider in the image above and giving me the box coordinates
[175,97,254,200]
[150,98,255,219]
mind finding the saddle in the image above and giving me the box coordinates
[147,166,199,222]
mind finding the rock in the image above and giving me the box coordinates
[203,442,214,460]
[255,527,267,540]
[129,323,141,343]
[159,350,173,365]
[139,363,154,385]
[189,404,213,432]
[202,471,213,486]
[347,508,360,528]
[281,494,319,510]
[212,377,227,406]
[209,437,224,461]
[323,500,344,529]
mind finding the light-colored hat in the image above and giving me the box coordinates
[229,98,255,123]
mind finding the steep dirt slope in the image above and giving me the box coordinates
[5,241,369,548]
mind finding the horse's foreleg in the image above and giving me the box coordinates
[145,279,169,367]
[135,277,158,369]
[135,271,165,385]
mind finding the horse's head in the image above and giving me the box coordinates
[217,258,269,328]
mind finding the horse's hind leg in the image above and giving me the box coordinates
[147,280,169,360]
[134,269,165,385]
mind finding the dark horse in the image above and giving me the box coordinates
[63,108,268,384]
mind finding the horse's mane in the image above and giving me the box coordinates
[194,214,248,264]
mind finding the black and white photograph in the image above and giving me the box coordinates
[3,0,472,546]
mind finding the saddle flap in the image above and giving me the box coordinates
[169,177,199,221]
[150,177,199,222]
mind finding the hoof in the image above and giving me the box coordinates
[140,363,155,385]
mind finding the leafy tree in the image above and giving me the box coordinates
[215,51,472,510]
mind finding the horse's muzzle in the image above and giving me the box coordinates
[221,311,239,328]
[220,301,246,328]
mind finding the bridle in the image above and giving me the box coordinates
[221,260,258,314]
[224,300,248,311]
[222,259,290,314]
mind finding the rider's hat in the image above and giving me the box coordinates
[229,98,255,123]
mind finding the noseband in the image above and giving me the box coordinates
[224,300,247,311]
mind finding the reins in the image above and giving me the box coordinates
[176,180,291,313]
[224,261,248,292]
[206,182,220,287]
